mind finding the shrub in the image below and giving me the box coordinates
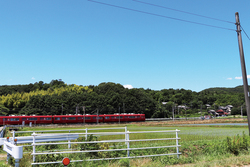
[226,132,248,155]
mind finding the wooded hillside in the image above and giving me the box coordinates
[0,80,246,117]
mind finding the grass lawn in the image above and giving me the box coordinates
[2,119,250,167]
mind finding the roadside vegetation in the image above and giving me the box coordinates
[1,121,250,166]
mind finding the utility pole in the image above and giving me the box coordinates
[76,104,79,115]
[61,103,63,115]
[123,102,125,113]
[235,12,250,135]
[185,104,187,120]
[119,106,121,124]
[241,105,243,118]
[83,106,86,125]
[97,108,99,125]
[172,105,174,121]
[200,104,202,117]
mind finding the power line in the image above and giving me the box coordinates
[133,0,235,24]
[88,0,235,31]
[241,25,250,40]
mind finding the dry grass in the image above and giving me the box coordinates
[166,154,250,167]
[106,154,250,167]
[108,158,155,167]
[126,118,247,128]
[29,118,247,129]
[0,154,7,161]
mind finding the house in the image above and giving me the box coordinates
[216,109,228,116]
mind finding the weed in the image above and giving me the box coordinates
[226,131,248,155]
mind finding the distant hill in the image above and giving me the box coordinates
[202,85,249,94]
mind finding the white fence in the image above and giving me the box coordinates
[3,140,23,167]
[0,126,6,138]
[2,127,181,166]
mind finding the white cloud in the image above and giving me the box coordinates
[227,78,232,80]
[235,75,250,79]
[235,76,242,79]
[31,77,35,80]
[123,84,133,89]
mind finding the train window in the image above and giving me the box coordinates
[68,117,76,120]
[41,117,51,120]
[62,117,66,120]
[93,117,96,119]
[29,118,38,121]
[55,118,60,120]
[78,117,81,120]
[129,116,135,118]
[98,117,102,119]
[125,116,128,118]
[105,117,110,119]
[10,118,19,121]
[111,116,114,119]
[3,118,8,121]
[22,118,26,121]
[85,117,90,120]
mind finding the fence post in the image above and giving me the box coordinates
[32,132,36,162]
[175,129,179,159]
[125,126,127,145]
[68,131,71,149]
[12,131,15,144]
[127,131,130,158]
[85,128,88,140]
[6,137,10,162]
[15,159,20,167]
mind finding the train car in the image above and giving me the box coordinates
[0,115,53,125]
[79,115,103,123]
[53,115,104,124]
[137,114,145,121]
[0,113,144,125]
[53,115,83,124]
[87,115,104,123]
[101,113,145,123]
[101,114,124,123]
[126,113,145,122]
[21,115,53,125]
[0,116,22,125]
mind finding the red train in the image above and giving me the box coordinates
[0,113,145,125]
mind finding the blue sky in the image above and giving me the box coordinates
[1,0,250,92]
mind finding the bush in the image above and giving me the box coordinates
[226,132,248,155]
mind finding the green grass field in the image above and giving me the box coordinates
[2,123,250,167]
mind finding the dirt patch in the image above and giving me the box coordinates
[0,153,7,161]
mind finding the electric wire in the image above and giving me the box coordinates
[88,0,235,31]
[133,0,235,24]
[241,25,250,40]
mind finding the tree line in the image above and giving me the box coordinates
[0,80,247,117]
